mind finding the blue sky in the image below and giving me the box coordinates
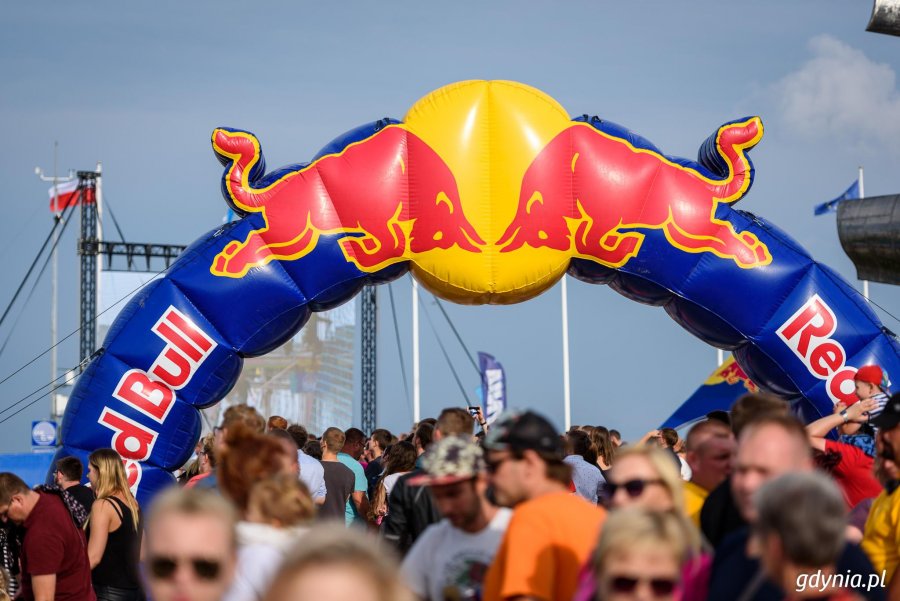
[1,1,899,451]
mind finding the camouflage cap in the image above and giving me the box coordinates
[407,435,485,486]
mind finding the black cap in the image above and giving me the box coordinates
[482,410,564,459]
[872,393,900,431]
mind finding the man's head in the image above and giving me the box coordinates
[267,415,288,432]
[321,427,346,456]
[753,472,847,588]
[145,488,238,601]
[609,429,622,447]
[658,428,679,450]
[55,456,84,487]
[0,472,37,525]
[409,436,488,532]
[413,423,434,454]
[731,414,812,522]
[854,365,889,401]
[287,424,309,450]
[342,428,366,460]
[482,410,570,507]
[729,393,790,438]
[367,428,392,460]
[436,408,475,440]
[566,429,594,461]
[685,420,735,492]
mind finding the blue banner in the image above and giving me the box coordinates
[814,179,860,216]
[661,357,758,430]
[478,352,506,426]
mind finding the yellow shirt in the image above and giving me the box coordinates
[862,488,900,583]
[683,480,709,528]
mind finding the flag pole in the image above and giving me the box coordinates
[562,276,571,431]
[35,149,75,419]
[859,166,869,301]
[412,276,420,424]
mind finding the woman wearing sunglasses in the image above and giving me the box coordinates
[592,508,691,601]
[606,446,684,511]
[574,446,707,601]
[86,448,144,601]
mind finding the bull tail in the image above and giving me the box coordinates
[696,117,763,204]
[211,128,270,212]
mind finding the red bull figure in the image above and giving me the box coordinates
[210,125,484,277]
[497,117,770,269]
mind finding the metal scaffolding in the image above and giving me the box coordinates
[360,285,377,434]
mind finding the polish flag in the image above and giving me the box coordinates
[48,179,94,212]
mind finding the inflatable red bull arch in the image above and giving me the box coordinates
[53,80,900,503]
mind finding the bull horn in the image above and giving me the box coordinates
[696,117,763,204]
[211,128,270,212]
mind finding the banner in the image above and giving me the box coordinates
[478,352,506,426]
[661,356,758,430]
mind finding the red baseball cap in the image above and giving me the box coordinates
[854,365,886,389]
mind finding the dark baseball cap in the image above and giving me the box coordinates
[482,410,564,459]
[872,393,900,430]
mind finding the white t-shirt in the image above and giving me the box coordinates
[401,508,512,601]
[383,471,409,497]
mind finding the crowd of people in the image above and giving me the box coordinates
[0,364,897,600]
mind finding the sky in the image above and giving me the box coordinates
[1,1,899,452]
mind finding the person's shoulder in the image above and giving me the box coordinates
[519,491,604,520]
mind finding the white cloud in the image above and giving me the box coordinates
[772,35,900,153]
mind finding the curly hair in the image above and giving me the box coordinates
[219,423,291,513]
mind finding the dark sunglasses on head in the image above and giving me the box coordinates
[606,478,664,498]
[610,575,678,596]
[148,556,223,581]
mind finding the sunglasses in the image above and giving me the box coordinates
[609,575,678,596]
[606,478,664,498]
[148,556,223,581]
[485,454,518,474]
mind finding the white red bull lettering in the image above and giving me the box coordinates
[98,306,217,487]
[777,294,857,404]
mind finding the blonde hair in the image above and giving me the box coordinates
[265,525,413,601]
[613,446,686,514]
[88,448,140,531]
[593,508,693,576]
[247,474,315,527]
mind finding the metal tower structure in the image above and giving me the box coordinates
[77,171,99,364]
[360,285,377,434]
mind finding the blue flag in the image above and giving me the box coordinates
[814,179,860,216]
[478,352,506,426]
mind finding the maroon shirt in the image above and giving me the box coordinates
[21,492,95,601]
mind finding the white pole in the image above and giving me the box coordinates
[51,143,59,416]
[859,166,869,301]
[717,349,724,366]
[562,276,571,431]
[35,150,76,419]
[412,276,420,424]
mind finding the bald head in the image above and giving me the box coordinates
[732,415,812,522]
[685,420,735,492]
